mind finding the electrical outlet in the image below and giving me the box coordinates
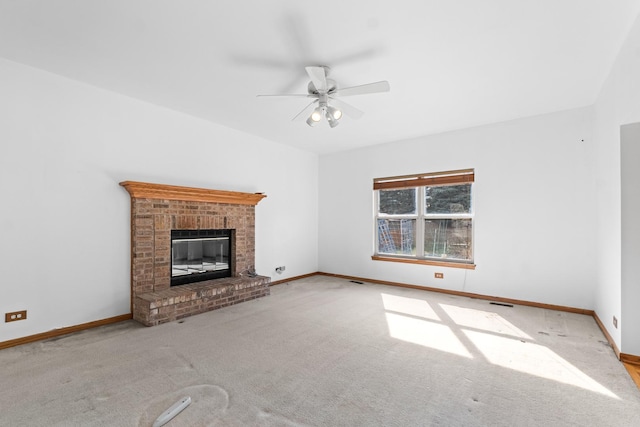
[5,310,27,323]
[613,316,618,329]
[434,272,444,279]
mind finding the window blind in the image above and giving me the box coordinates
[373,169,474,190]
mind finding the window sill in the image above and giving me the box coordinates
[371,255,476,270]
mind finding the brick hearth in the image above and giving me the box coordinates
[120,181,269,326]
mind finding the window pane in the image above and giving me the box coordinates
[377,219,416,255]
[424,219,472,261]
[425,184,471,214]
[379,189,417,215]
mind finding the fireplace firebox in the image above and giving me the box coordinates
[171,229,233,286]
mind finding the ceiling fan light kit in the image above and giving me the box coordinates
[326,105,342,120]
[258,65,390,128]
[306,109,322,126]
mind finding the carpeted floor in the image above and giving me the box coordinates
[1,276,639,426]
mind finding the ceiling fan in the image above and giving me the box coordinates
[258,66,390,128]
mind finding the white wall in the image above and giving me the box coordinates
[319,107,596,309]
[593,14,640,354]
[0,58,318,342]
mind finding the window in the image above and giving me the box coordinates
[373,169,475,269]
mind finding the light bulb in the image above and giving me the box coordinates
[326,105,342,121]
[310,110,322,122]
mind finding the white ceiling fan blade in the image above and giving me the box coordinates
[305,66,328,93]
[334,81,390,97]
[291,100,318,121]
[257,93,311,98]
[329,97,364,120]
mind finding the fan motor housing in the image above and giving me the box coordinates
[308,79,337,95]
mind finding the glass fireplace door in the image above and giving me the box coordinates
[171,229,232,286]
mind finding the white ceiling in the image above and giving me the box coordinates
[1,1,639,155]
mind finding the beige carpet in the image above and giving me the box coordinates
[1,276,639,426]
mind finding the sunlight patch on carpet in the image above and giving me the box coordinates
[381,293,440,321]
[385,312,472,358]
[439,303,532,339]
[463,330,619,399]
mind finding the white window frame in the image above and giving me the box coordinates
[373,169,475,270]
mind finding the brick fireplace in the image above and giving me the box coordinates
[120,181,270,326]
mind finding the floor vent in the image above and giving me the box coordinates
[490,301,514,307]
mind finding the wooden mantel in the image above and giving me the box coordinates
[119,181,266,205]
